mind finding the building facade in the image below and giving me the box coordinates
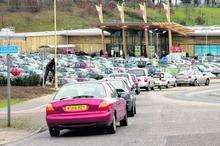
[0,26,219,57]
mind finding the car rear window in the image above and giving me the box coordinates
[109,74,128,79]
[154,73,164,78]
[109,80,127,91]
[128,70,145,77]
[54,83,106,100]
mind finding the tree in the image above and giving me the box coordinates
[8,0,20,10]
[195,16,205,25]
[25,0,40,12]
[181,0,192,23]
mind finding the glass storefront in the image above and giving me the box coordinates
[195,45,220,56]
[106,29,168,58]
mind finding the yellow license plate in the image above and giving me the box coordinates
[64,105,88,112]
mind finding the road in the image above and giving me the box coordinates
[6,83,220,146]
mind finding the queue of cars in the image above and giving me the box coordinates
[0,53,218,136]
[43,54,220,137]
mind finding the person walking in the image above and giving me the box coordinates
[44,58,55,83]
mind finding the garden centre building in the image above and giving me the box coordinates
[0,25,219,57]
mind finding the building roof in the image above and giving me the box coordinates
[39,44,76,49]
[188,26,220,36]
[96,22,194,36]
[60,28,110,36]
[0,26,219,39]
[0,28,110,38]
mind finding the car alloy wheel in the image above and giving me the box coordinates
[134,105,137,114]
[120,112,128,126]
[107,115,116,134]
[193,80,198,86]
[151,86,155,90]
[174,82,177,87]
[49,128,60,137]
[129,104,135,117]
[146,86,150,91]
[205,79,210,86]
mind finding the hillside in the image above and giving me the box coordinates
[0,3,219,32]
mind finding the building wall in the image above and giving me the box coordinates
[0,35,65,53]
[68,36,110,53]
[173,35,220,56]
[0,35,111,53]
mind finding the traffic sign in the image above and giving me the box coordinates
[0,45,19,127]
[0,45,19,55]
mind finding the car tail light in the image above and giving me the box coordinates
[98,101,110,111]
[144,77,148,82]
[46,103,55,114]
[188,76,192,79]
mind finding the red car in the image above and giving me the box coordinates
[46,81,128,137]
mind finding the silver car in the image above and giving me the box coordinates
[176,69,210,86]
[154,72,177,88]
[127,68,155,91]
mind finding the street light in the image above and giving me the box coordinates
[54,0,58,89]
[149,30,154,59]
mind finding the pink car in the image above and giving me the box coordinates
[46,81,128,137]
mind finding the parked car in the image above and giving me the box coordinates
[176,69,210,86]
[108,73,136,91]
[153,72,177,89]
[196,64,216,78]
[46,81,128,136]
[130,74,140,94]
[105,78,136,117]
[127,68,155,91]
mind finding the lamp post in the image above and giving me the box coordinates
[149,30,153,59]
[54,0,58,89]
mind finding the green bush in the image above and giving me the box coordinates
[0,75,41,86]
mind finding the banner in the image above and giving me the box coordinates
[139,3,147,23]
[117,3,125,23]
[95,4,103,23]
[163,3,170,22]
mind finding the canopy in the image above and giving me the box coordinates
[96,22,194,36]
[39,44,76,49]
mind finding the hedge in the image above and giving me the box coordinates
[0,75,41,86]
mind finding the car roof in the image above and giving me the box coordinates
[128,68,147,71]
[65,80,105,86]
[103,77,126,82]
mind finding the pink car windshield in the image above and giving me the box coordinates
[54,83,106,100]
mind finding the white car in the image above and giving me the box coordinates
[127,68,155,91]
[108,73,135,90]
[153,72,177,88]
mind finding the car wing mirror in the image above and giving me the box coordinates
[120,92,127,99]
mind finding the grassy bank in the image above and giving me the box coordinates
[0,86,55,100]
[0,112,46,131]
[0,98,26,108]
[0,5,219,32]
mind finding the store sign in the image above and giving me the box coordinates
[0,45,19,55]
[148,46,155,58]
[171,46,184,53]
[135,46,141,57]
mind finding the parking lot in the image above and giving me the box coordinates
[6,82,220,146]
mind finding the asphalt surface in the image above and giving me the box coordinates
[6,83,220,146]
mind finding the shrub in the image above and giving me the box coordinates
[0,75,41,86]
[195,16,205,25]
